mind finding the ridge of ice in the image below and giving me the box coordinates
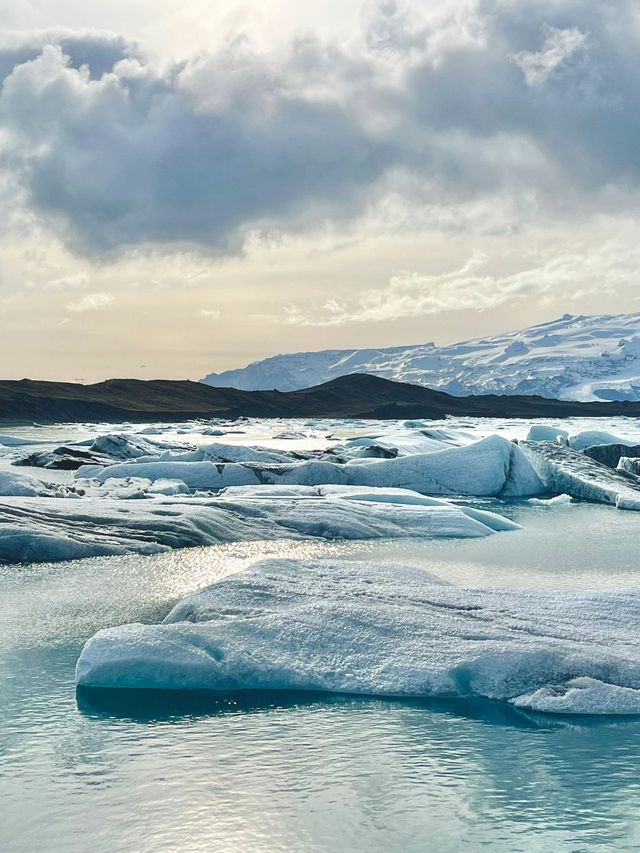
[0,485,519,564]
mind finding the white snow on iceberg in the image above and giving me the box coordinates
[76,558,640,715]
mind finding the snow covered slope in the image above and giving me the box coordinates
[202,313,640,401]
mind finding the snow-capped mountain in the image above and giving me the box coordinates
[201,313,640,401]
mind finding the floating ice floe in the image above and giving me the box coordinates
[0,434,45,447]
[76,558,640,715]
[519,441,640,509]
[528,493,573,506]
[75,435,544,498]
[0,470,54,497]
[0,485,519,564]
[16,432,197,471]
[585,443,640,469]
[618,457,640,477]
[526,425,569,443]
[568,430,637,452]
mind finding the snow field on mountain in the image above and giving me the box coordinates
[202,312,640,402]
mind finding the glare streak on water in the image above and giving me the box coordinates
[2,446,640,849]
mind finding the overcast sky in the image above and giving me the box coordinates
[1,0,639,381]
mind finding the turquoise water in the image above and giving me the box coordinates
[3,503,640,852]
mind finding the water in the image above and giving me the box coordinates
[2,502,640,852]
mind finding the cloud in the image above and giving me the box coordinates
[66,291,114,312]
[511,25,588,86]
[45,272,89,289]
[1,3,640,257]
[283,238,640,325]
[199,308,221,319]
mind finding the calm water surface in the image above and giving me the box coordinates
[2,503,640,852]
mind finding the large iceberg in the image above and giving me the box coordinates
[519,440,640,509]
[0,486,518,564]
[76,436,544,498]
[76,558,640,715]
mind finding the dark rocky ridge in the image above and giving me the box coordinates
[4,373,640,422]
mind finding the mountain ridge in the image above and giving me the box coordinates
[5,373,640,422]
[201,312,640,401]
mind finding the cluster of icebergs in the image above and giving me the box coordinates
[3,421,640,564]
[3,417,640,715]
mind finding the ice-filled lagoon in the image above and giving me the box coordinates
[2,505,640,852]
[2,417,640,850]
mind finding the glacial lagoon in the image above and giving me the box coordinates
[2,418,640,851]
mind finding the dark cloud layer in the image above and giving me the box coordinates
[1,1,640,256]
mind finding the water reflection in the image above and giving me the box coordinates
[3,502,640,852]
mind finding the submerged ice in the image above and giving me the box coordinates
[76,558,640,715]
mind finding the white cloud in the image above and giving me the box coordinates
[0,3,639,259]
[45,272,89,290]
[66,291,114,312]
[511,25,588,86]
[199,308,221,319]
[283,239,640,325]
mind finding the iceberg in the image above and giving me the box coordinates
[0,433,45,447]
[618,457,640,477]
[76,436,544,498]
[568,430,636,452]
[16,432,197,471]
[0,486,518,564]
[585,443,640,469]
[76,558,640,715]
[526,425,569,442]
[0,470,51,497]
[518,440,640,509]
[341,427,473,457]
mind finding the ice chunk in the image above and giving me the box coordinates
[569,430,636,451]
[511,678,640,715]
[15,445,115,471]
[519,441,640,510]
[342,427,473,457]
[148,479,190,496]
[617,457,640,477]
[528,494,573,506]
[91,433,195,459]
[526,425,569,442]
[584,443,640,469]
[0,486,518,564]
[76,558,640,715]
[0,434,44,447]
[0,470,49,497]
[16,432,198,471]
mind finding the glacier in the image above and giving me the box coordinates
[201,312,640,402]
[76,557,640,715]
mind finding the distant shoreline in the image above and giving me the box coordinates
[2,373,640,423]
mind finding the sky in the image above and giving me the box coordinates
[1,0,640,381]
